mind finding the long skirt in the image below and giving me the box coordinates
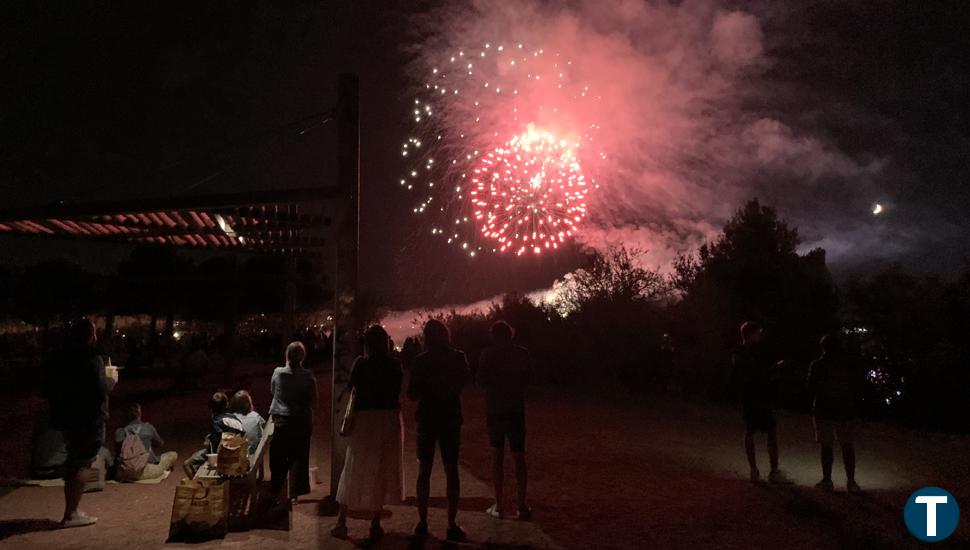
[336,409,404,511]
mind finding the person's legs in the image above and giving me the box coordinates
[842,442,855,478]
[486,413,506,514]
[62,427,99,526]
[444,462,461,528]
[140,463,164,480]
[813,417,834,489]
[183,448,206,479]
[414,428,435,531]
[820,444,834,480]
[439,425,463,534]
[331,504,349,538]
[369,509,384,541]
[158,451,178,472]
[416,460,433,527]
[817,418,833,480]
[766,427,779,473]
[139,451,179,480]
[290,421,312,497]
[62,464,86,521]
[764,412,791,484]
[490,447,505,513]
[508,411,528,516]
[838,421,858,489]
[269,424,292,497]
[743,430,758,477]
[742,405,759,480]
[512,452,528,515]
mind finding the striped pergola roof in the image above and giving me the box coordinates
[0,187,341,254]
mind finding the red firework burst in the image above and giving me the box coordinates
[471,127,588,255]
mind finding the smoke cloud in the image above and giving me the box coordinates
[411,0,887,270]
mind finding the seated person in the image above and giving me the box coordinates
[115,403,178,481]
[182,392,244,478]
[230,390,265,455]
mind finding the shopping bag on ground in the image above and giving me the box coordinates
[81,452,106,493]
[168,478,229,542]
[217,433,249,477]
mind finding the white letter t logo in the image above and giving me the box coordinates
[915,496,948,537]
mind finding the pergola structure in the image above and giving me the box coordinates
[0,187,339,254]
[0,74,362,508]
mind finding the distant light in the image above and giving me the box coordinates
[872,203,884,215]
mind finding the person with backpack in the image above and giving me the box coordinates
[115,403,178,481]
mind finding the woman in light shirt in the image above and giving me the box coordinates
[268,341,317,501]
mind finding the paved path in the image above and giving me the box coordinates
[0,389,559,549]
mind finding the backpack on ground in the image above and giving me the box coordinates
[118,425,149,481]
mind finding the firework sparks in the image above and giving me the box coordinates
[400,42,604,257]
[472,126,588,255]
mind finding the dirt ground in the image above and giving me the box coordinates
[0,363,968,549]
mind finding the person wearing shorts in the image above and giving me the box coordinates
[407,320,469,542]
[731,322,787,484]
[808,333,863,493]
[477,321,531,520]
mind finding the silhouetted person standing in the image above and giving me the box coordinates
[408,320,469,542]
[332,325,404,544]
[47,318,116,527]
[269,341,317,503]
[731,322,787,483]
[478,321,532,520]
[808,333,863,492]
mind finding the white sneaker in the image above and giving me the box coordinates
[62,512,97,528]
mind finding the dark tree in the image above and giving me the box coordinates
[845,265,969,430]
[674,199,839,400]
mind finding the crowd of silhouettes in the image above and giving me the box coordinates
[731,321,864,492]
[37,309,871,539]
[328,319,533,544]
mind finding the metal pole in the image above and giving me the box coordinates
[327,73,360,506]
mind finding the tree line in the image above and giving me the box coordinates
[428,200,970,433]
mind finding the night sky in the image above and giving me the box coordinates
[1,1,969,309]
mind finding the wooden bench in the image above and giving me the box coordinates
[194,417,275,520]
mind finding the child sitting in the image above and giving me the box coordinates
[182,392,244,478]
[230,390,266,455]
